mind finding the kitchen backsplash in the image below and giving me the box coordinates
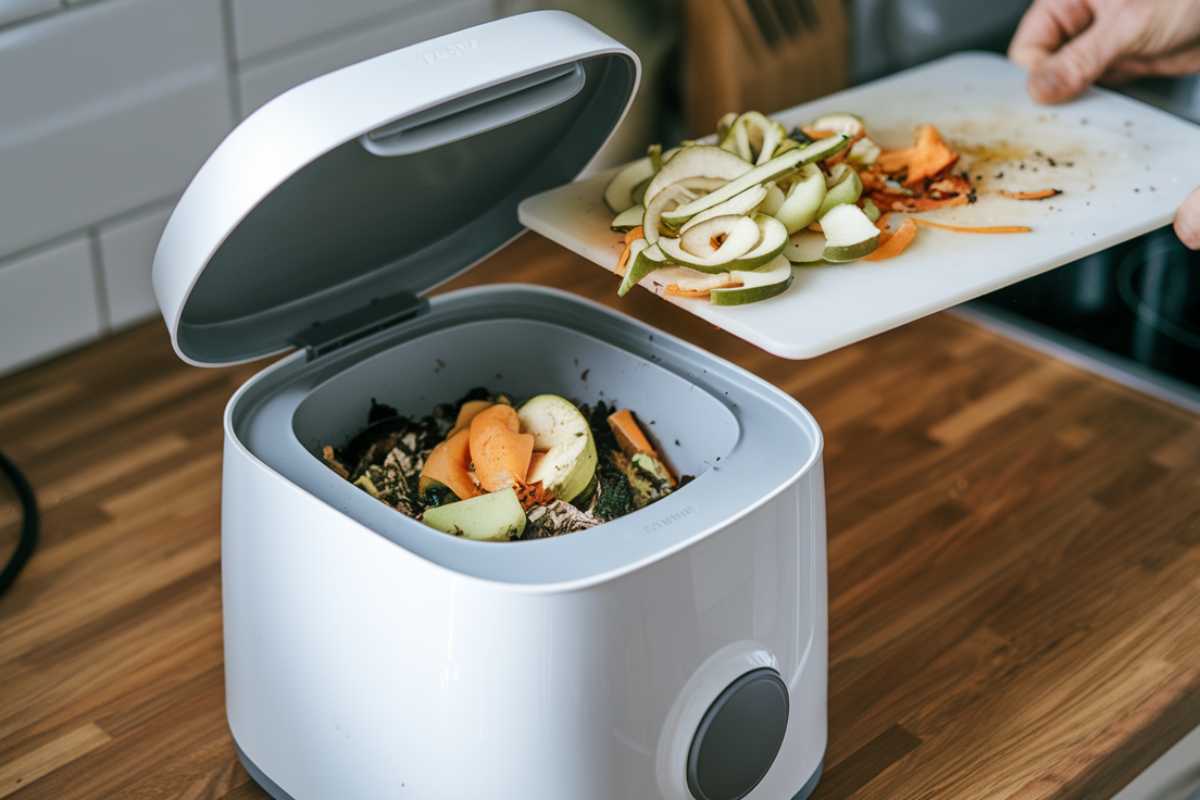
[0,0,668,376]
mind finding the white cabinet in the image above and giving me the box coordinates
[98,204,173,330]
[0,0,232,258]
[0,237,101,373]
[238,0,493,115]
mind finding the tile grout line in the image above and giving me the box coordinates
[235,0,478,72]
[0,194,177,272]
[88,227,112,332]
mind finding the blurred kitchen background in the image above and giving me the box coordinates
[2,0,1199,404]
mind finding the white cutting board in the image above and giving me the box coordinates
[518,52,1200,359]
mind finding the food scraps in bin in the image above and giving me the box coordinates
[606,110,1052,303]
[320,390,686,542]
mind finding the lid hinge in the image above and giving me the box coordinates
[290,291,428,361]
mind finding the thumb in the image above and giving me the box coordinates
[1175,187,1200,250]
[1028,20,1128,103]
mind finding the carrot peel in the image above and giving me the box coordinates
[469,405,534,492]
[865,219,918,261]
[999,189,1061,201]
[912,218,1032,234]
[616,225,645,276]
[607,409,657,458]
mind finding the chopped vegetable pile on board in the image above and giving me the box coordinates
[607,111,1055,305]
[320,390,685,542]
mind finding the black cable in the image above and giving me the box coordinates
[0,450,38,597]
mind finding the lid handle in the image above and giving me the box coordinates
[360,61,586,158]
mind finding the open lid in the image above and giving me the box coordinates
[152,11,638,366]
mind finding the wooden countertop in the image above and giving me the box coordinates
[2,233,1199,799]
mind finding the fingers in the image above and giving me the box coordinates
[1027,16,1133,103]
[1112,47,1200,79]
[1009,0,1094,69]
[1175,187,1200,250]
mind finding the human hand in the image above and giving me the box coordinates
[1009,0,1200,248]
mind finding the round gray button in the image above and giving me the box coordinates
[686,668,789,800]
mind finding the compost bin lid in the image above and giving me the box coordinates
[152,11,638,366]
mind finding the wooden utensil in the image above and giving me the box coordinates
[682,0,849,135]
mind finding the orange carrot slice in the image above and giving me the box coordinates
[615,226,645,276]
[607,409,655,457]
[909,195,969,211]
[616,243,632,275]
[665,286,712,298]
[869,193,969,213]
[419,429,479,501]
[865,218,918,261]
[999,189,1062,200]
[912,218,1032,234]
[449,400,491,436]
[469,405,534,492]
[802,127,838,139]
[878,124,959,186]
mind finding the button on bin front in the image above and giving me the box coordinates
[687,668,790,800]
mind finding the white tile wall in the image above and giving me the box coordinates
[237,0,494,115]
[230,0,421,62]
[0,237,101,374]
[0,0,233,259]
[0,0,662,376]
[97,204,173,330]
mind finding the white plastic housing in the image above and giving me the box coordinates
[220,287,827,799]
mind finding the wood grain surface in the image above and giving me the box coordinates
[1,232,1198,799]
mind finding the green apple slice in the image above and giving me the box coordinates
[760,182,786,216]
[660,215,761,271]
[518,395,598,505]
[642,145,750,209]
[817,163,864,219]
[710,256,794,305]
[422,487,526,541]
[726,214,787,270]
[722,111,787,164]
[820,204,880,262]
[604,156,655,213]
[774,164,827,233]
[647,266,733,293]
[715,111,738,140]
[849,136,881,166]
[625,452,675,507]
[783,230,827,265]
[810,112,864,138]
[647,143,663,172]
[679,185,768,233]
[610,204,644,232]
[661,137,848,227]
[727,115,753,161]
[630,177,651,207]
[643,177,723,244]
[861,197,882,223]
[618,241,664,296]
[757,121,786,165]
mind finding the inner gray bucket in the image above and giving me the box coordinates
[229,285,821,586]
[292,317,739,482]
